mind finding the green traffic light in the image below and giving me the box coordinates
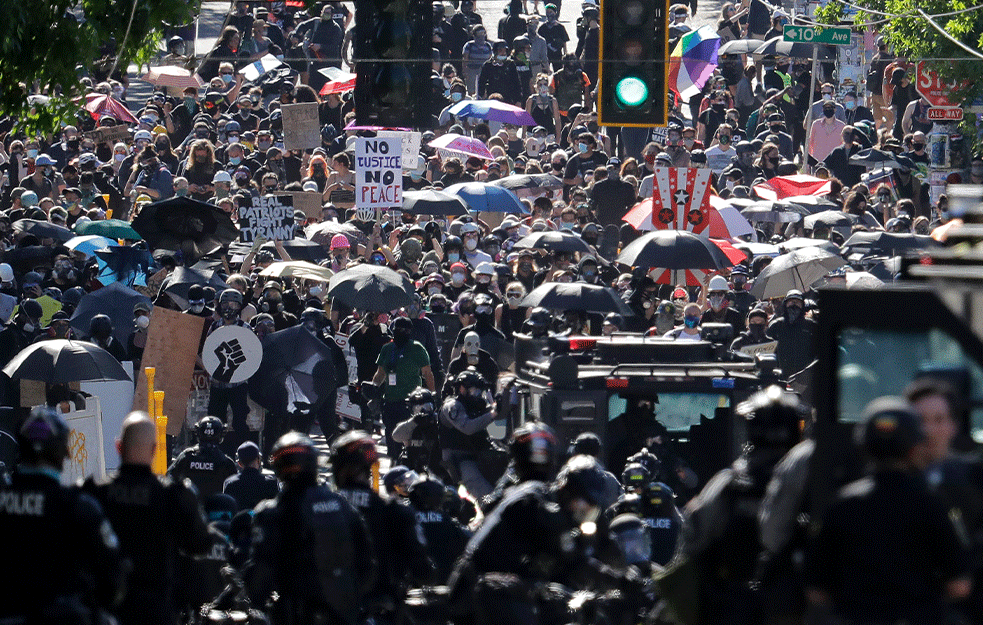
[615,76,648,108]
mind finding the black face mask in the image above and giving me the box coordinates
[823,109,835,118]
[393,329,411,345]
[785,305,802,322]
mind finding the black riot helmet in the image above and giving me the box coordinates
[330,430,379,476]
[196,415,225,445]
[17,406,70,468]
[454,367,486,395]
[408,474,446,512]
[270,431,319,481]
[526,307,552,337]
[737,385,808,451]
[621,462,651,492]
[552,454,607,507]
[407,386,437,417]
[626,448,662,481]
[509,421,558,482]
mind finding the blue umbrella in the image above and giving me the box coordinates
[447,99,537,126]
[444,182,528,214]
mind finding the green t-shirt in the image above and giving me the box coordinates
[376,340,430,402]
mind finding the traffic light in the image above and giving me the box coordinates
[598,0,668,127]
[354,0,434,128]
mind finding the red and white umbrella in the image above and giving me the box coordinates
[648,240,746,286]
[428,133,494,161]
[140,66,205,89]
[753,174,832,201]
[623,197,753,239]
[84,93,139,124]
[318,68,357,95]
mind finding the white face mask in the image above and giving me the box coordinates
[22,323,35,333]
[136,315,150,329]
[465,238,478,251]
[451,272,465,284]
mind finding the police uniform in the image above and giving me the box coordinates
[415,507,471,584]
[168,443,238,500]
[0,468,125,623]
[246,480,376,625]
[84,464,212,625]
[223,465,280,511]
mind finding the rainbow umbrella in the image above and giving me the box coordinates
[668,25,721,102]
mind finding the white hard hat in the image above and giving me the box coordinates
[0,263,13,283]
[708,275,729,292]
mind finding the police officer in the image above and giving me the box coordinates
[332,431,436,622]
[0,407,125,624]
[639,481,683,566]
[246,432,376,625]
[223,440,280,511]
[482,420,559,512]
[439,368,498,500]
[169,415,239,500]
[681,385,807,625]
[806,397,971,625]
[408,474,471,585]
[570,432,623,510]
[392,387,443,473]
[84,411,211,625]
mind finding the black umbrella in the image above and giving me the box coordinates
[401,190,470,216]
[513,231,594,254]
[2,245,54,273]
[2,339,131,383]
[842,231,939,257]
[69,282,152,345]
[616,230,732,270]
[848,148,915,170]
[804,210,858,230]
[161,266,228,310]
[718,38,765,55]
[521,282,633,315]
[328,264,414,312]
[491,173,564,192]
[131,196,238,263]
[755,36,834,59]
[12,219,74,242]
[249,325,336,415]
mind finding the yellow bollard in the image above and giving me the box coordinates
[372,461,380,493]
[152,391,167,475]
[145,367,156,416]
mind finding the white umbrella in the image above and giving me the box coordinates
[751,247,845,300]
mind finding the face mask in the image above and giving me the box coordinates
[447,252,460,263]
[27,149,38,159]
[136,315,150,329]
[451,272,465,285]
[748,323,766,337]
[822,93,832,101]
[560,221,574,230]
[769,157,780,166]
[844,100,856,110]
[451,92,464,102]
[578,143,588,154]
[477,276,491,285]
[393,329,411,345]
[683,138,695,147]
[683,315,699,328]
[912,143,925,151]
[184,97,197,111]
[785,305,802,322]
[709,294,725,311]
[711,102,724,110]
[823,109,835,118]
[222,74,234,84]
[464,238,478,251]
[189,302,205,314]
[23,323,35,333]
[718,135,731,144]
[176,187,189,197]
[496,54,507,62]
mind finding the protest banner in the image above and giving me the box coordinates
[738,341,778,357]
[133,307,205,435]
[651,167,713,235]
[85,125,131,145]
[239,194,295,242]
[377,130,422,170]
[333,332,361,422]
[280,102,321,151]
[355,136,402,210]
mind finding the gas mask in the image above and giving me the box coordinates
[464,331,480,366]
[708,294,725,311]
[221,303,241,321]
[188,299,206,314]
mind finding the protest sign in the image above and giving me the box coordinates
[334,332,361,422]
[738,341,778,357]
[85,125,131,145]
[61,399,106,486]
[651,167,713,235]
[280,102,321,151]
[377,130,422,170]
[355,136,402,210]
[202,325,263,385]
[133,307,205,435]
[239,194,295,242]
[282,192,322,221]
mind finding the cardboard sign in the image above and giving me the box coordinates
[651,167,713,235]
[738,341,778,357]
[282,191,322,221]
[85,125,131,145]
[133,307,205,435]
[21,380,79,409]
[239,194,295,242]
[333,332,361,422]
[202,325,263,384]
[355,136,402,209]
[280,102,321,152]
[377,130,422,170]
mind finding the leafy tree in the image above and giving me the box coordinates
[0,0,200,133]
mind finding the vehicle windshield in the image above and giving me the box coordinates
[608,392,730,432]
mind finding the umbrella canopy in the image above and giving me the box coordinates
[66,235,118,258]
[445,182,527,214]
[69,282,151,345]
[328,264,414,312]
[754,175,832,201]
[845,271,884,290]
[521,282,633,315]
[161,266,228,310]
[849,148,915,170]
[447,99,537,126]
[94,247,153,287]
[2,246,54,274]
[841,231,939,257]
[265,238,329,263]
[249,325,337,414]
[711,238,750,265]
[718,38,763,55]
[617,230,733,270]
[624,199,754,239]
[491,173,564,192]
[778,237,841,254]
[512,230,594,254]
[83,93,139,124]
[750,247,846,299]
[305,220,363,248]
[131,196,238,264]
[669,25,721,101]
[75,218,142,240]
[804,210,857,230]
[140,66,205,89]
[755,36,835,59]
[260,260,334,282]
[317,67,357,95]
[428,133,494,160]
[13,219,73,242]
[2,339,131,383]
[776,195,838,214]
[401,189,470,216]
[739,207,803,223]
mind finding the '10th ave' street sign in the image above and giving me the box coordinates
[783,25,852,45]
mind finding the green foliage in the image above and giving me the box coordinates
[0,0,199,134]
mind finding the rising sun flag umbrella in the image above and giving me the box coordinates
[668,25,721,102]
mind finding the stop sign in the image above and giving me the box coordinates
[915,61,963,108]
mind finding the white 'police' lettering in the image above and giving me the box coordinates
[0,491,44,516]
